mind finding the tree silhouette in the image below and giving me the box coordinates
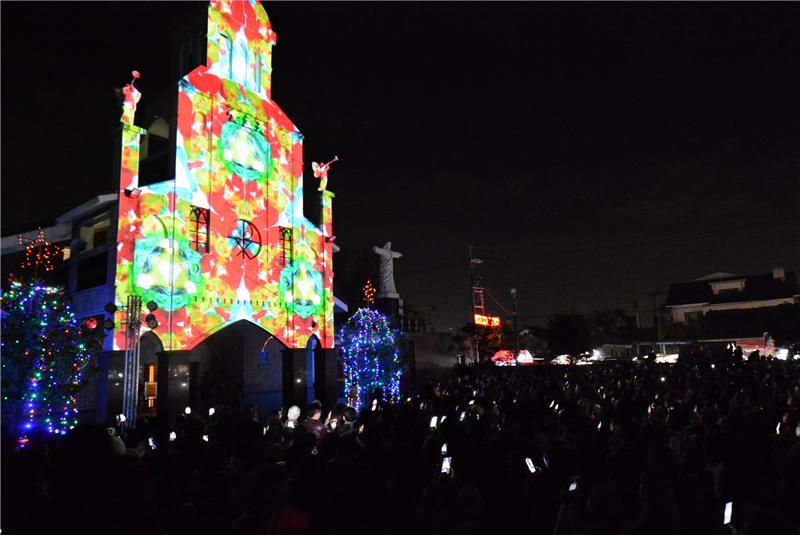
[540,313,595,358]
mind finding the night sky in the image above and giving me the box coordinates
[2,2,799,330]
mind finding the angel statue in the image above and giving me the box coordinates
[312,156,339,192]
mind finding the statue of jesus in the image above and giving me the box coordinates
[373,241,402,298]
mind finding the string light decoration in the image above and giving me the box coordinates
[362,279,376,306]
[1,280,94,446]
[17,229,62,277]
[336,308,402,411]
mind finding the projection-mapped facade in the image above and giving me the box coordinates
[114,0,335,352]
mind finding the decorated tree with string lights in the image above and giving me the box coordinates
[1,281,95,445]
[336,308,402,410]
[362,279,376,307]
[1,230,94,445]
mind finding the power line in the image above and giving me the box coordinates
[394,216,800,278]
[485,289,512,315]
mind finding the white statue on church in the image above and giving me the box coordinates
[373,241,402,298]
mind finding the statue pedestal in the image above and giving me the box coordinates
[376,296,402,329]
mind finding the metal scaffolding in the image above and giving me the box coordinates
[122,295,143,426]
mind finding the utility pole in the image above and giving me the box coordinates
[648,288,665,340]
[468,245,485,363]
[511,288,518,358]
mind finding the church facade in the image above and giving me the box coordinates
[115,0,335,353]
[104,0,343,420]
[0,0,345,422]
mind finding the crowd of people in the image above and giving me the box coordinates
[3,352,799,535]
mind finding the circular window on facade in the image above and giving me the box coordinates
[228,219,262,259]
[219,120,270,183]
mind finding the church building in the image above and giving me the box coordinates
[108,0,345,421]
[2,0,347,423]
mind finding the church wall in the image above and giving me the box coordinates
[111,0,335,354]
[189,320,286,416]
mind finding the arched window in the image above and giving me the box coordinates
[189,206,210,253]
[279,227,292,265]
[250,54,261,92]
[232,34,248,84]
[220,35,233,77]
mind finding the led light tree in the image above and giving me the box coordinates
[1,280,94,446]
[336,308,402,410]
[18,228,61,279]
[362,279,376,306]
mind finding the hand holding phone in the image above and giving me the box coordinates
[441,456,452,475]
[568,476,580,492]
[525,457,538,473]
[724,501,733,525]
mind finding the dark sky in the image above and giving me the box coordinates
[2,2,799,330]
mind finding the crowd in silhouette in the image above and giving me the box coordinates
[3,350,799,535]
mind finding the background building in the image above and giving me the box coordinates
[664,268,798,324]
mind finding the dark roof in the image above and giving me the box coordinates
[665,271,799,307]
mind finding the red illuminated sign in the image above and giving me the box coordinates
[474,314,501,327]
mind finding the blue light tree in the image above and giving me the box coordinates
[336,308,402,410]
[1,280,94,446]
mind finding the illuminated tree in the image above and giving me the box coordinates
[362,279,376,306]
[1,280,94,445]
[18,228,61,278]
[336,308,402,410]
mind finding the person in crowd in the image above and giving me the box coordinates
[338,406,358,438]
[285,405,301,430]
[3,348,799,535]
[303,404,328,441]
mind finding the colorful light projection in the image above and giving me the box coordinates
[113,0,335,351]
